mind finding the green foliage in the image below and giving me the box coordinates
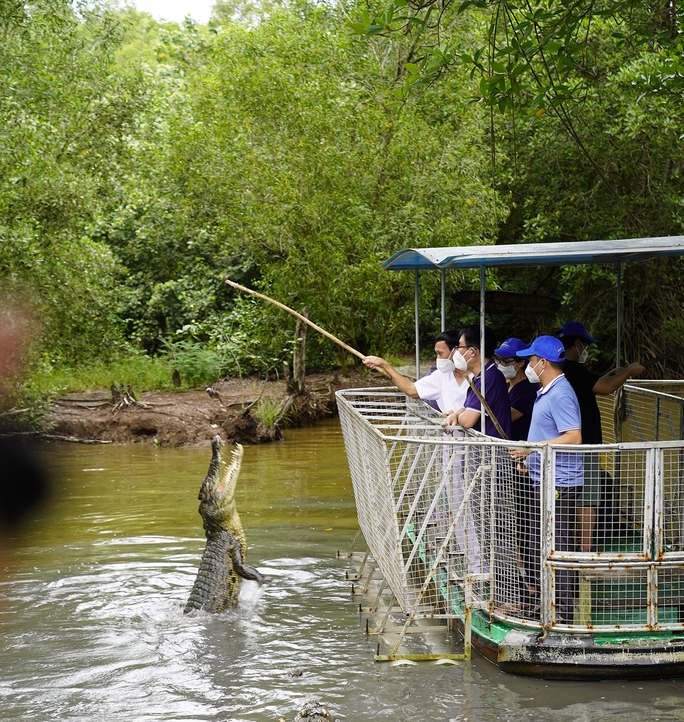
[352,1,684,112]
[254,397,284,427]
[0,0,150,362]
[350,0,684,372]
[32,354,175,396]
[5,0,684,392]
[100,1,499,362]
[162,338,224,387]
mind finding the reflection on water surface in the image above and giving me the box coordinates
[2,419,684,720]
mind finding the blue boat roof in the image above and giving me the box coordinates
[382,236,684,270]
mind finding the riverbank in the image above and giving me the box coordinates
[44,369,390,447]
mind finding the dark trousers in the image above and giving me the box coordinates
[527,486,579,623]
[515,469,534,583]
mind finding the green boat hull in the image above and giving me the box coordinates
[463,612,684,679]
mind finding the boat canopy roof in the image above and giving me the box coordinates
[382,236,684,271]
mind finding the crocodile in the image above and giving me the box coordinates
[184,436,266,613]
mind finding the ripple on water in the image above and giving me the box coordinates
[4,434,684,721]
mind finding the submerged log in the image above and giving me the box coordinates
[293,700,335,721]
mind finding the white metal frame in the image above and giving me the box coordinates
[338,386,684,634]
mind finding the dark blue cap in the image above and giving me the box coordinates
[517,335,566,362]
[494,338,530,358]
[557,321,598,344]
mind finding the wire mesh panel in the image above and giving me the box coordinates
[337,390,414,610]
[660,447,684,554]
[597,383,684,445]
[594,447,650,556]
[654,565,684,625]
[596,393,617,444]
[631,380,684,399]
[618,384,684,443]
[337,386,684,634]
[575,565,653,627]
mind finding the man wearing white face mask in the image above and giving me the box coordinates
[494,337,539,442]
[494,337,539,601]
[364,331,479,571]
[362,329,470,416]
[558,321,645,552]
[559,321,644,445]
[444,325,512,440]
[510,335,583,622]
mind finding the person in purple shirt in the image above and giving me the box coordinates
[494,337,539,603]
[444,325,511,440]
[494,337,539,441]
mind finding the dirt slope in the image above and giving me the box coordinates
[47,370,389,447]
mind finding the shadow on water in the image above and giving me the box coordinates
[2,419,684,720]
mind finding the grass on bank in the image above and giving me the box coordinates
[32,340,231,398]
[33,355,186,397]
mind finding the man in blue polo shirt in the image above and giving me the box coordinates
[511,335,583,623]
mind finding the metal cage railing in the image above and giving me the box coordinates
[338,385,684,634]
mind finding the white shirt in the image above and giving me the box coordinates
[414,369,470,414]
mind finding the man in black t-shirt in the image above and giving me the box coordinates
[558,321,645,551]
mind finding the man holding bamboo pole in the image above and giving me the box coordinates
[443,325,511,440]
[365,329,486,572]
[362,329,470,418]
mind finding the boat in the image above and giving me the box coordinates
[337,236,684,679]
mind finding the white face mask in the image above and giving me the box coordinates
[496,363,517,380]
[436,357,455,374]
[525,359,543,384]
[452,349,469,372]
[577,343,588,364]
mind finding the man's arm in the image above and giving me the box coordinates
[547,428,582,445]
[452,408,480,428]
[509,428,581,459]
[510,407,525,422]
[362,356,419,399]
[593,362,645,395]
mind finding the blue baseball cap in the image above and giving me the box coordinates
[494,338,530,358]
[516,335,566,362]
[557,321,598,344]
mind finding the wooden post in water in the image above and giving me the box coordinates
[291,308,308,396]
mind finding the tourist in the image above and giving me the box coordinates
[494,337,538,441]
[558,321,645,552]
[494,337,539,603]
[444,325,511,440]
[362,329,470,416]
[439,325,513,579]
[511,335,583,623]
[364,332,482,572]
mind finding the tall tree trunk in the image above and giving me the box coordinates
[336,344,349,377]
[291,308,307,396]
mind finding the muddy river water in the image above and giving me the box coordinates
[3,419,684,720]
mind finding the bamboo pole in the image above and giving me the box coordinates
[225,278,507,438]
[226,279,365,361]
[464,375,508,439]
